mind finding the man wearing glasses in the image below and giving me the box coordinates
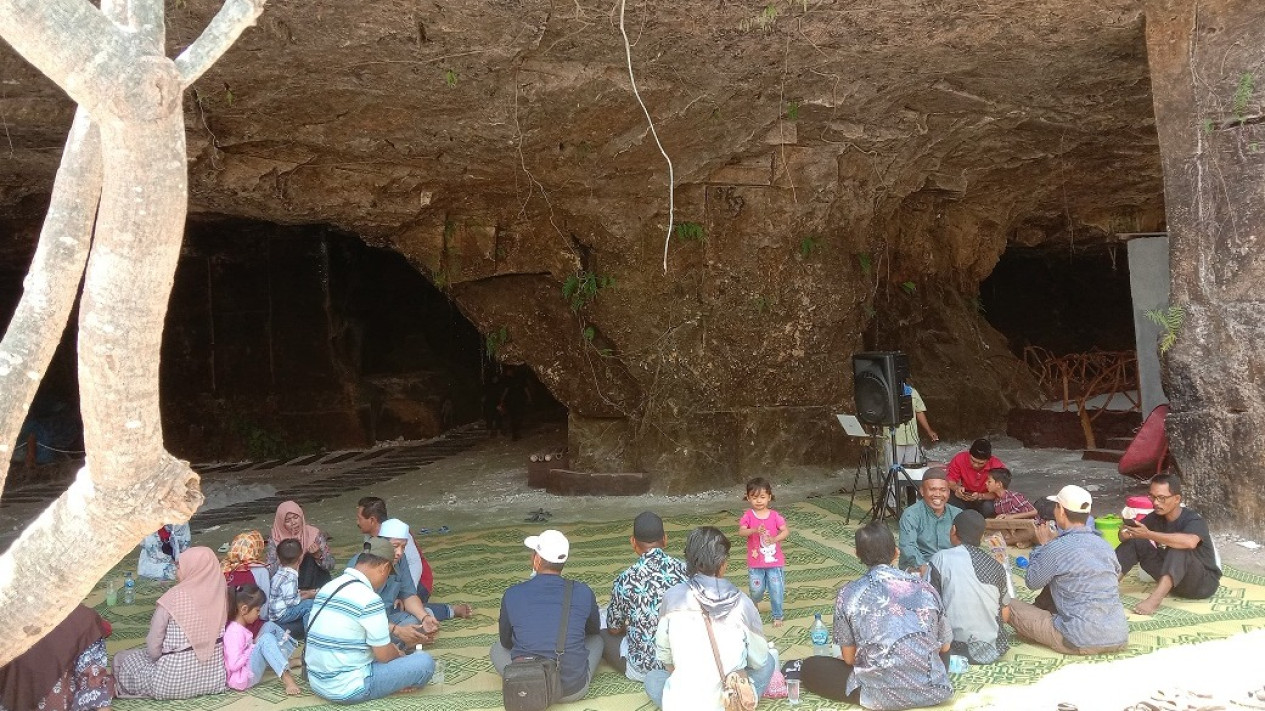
[1116,474,1221,615]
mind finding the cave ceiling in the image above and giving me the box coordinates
[0,0,1166,485]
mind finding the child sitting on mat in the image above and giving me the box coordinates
[984,468,1039,547]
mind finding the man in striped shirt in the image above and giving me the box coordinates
[305,537,436,703]
[1008,486,1129,655]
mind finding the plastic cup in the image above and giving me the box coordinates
[787,678,801,706]
[432,658,445,688]
[949,655,970,674]
[105,580,117,607]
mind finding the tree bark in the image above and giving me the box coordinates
[1145,0,1265,537]
[0,0,266,665]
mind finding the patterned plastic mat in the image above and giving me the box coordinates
[95,498,1265,710]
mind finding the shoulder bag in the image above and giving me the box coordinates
[502,579,573,711]
[704,614,758,711]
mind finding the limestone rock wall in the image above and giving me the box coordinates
[1145,0,1265,537]
[0,1,1166,488]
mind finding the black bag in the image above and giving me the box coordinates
[502,580,573,711]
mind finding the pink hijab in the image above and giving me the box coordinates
[270,500,320,553]
[155,547,227,662]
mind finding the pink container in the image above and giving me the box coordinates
[1125,495,1153,521]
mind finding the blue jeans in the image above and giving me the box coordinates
[644,647,777,709]
[339,652,435,704]
[248,621,298,687]
[417,584,454,622]
[273,598,313,625]
[748,566,785,620]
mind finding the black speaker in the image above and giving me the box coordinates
[852,351,913,427]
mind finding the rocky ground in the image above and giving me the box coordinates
[4,420,1262,574]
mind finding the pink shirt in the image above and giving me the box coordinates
[740,509,786,568]
[223,620,256,690]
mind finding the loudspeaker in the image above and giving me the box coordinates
[852,351,914,427]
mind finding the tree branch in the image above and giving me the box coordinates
[175,0,267,88]
[0,0,132,115]
[0,109,99,497]
[0,454,201,664]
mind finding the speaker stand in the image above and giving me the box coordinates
[868,427,912,523]
[844,432,882,524]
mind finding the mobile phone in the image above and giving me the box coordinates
[1122,518,1140,527]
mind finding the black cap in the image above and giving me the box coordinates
[952,510,986,546]
[632,511,666,543]
[969,438,992,459]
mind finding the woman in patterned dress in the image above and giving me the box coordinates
[0,605,114,711]
[113,547,229,700]
[264,500,335,591]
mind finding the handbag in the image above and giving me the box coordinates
[502,579,573,711]
[704,614,759,711]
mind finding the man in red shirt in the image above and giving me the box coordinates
[946,438,1006,518]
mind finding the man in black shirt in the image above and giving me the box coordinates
[1116,474,1221,615]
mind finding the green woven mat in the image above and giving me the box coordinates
[93,498,1265,710]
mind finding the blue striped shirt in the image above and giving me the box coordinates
[1024,527,1128,650]
[304,568,390,701]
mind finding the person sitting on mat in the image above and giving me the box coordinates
[898,468,962,576]
[601,511,688,683]
[1116,474,1221,615]
[983,468,1040,547]
[1008,485,1128,655]
[946,438,1006,518]
[799,521,954,710]
[355,496,473,620]
[929,510,1011,664]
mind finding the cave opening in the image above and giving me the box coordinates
[980,243,1135,357]
[159,216,564,461]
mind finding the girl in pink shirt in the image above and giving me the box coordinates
[737,477,790,626]
[223,585,302,695]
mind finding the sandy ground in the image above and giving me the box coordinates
[3,422,1265,576]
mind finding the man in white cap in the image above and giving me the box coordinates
[347,518,440,649]
[491,529,603,702]
[1008,485,1129,655]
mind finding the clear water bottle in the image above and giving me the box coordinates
[122,572,135,605]
[810,612,830,656]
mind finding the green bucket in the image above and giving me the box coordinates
[1095,514,1123,548]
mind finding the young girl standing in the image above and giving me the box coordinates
[223,584,303,695]
[737,477,789,626]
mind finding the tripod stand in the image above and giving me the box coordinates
[844,431,882,524]
[867,426,914,523]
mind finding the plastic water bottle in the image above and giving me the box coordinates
[810,612,830,656]
[122,572,135,605]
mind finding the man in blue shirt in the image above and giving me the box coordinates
[491,529,603,702]
[346,519,440,649]
[1008,485,1128,655]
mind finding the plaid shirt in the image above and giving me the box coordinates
[993,489,1037,518]
[1025,527,1128,650]
[267,566,301,621]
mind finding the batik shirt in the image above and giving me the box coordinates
[993,489,1038,519]
[834,564,954,711]
[606,547,689,679]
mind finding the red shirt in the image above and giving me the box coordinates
[946,451,1006,493]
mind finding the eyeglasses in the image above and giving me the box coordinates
[1149,493,1178,504]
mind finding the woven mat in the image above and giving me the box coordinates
[95,498,1265,710]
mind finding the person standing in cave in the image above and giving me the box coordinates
[482,367,503,436]
[894,382,938,466]
[499,363,531,441]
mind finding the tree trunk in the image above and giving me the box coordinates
[0,0,266,665]
[1144,0,1265,537]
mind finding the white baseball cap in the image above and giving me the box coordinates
[1047,485,1092,514]
[378,518,410,539]
[524,529,570,564]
